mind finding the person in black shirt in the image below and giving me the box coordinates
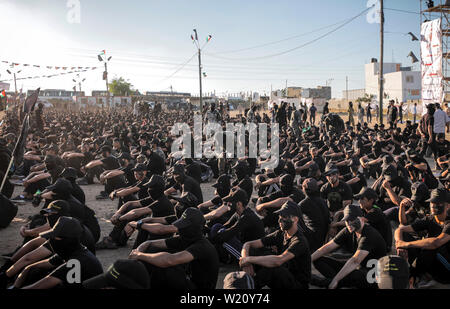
[130,208,219,289]
[343,162,367,195]
[311,205,387,289]
[395,189,450,285]
[231,160,253,200]
[255,173,305,229]
[209,188,265,262]
[197,174,231,214]
[59,167,85,205]
[165,164,203,203]
[405,149,439,190]
[354,188,392,251]
[145,148,166,177]
[11,217,103,289]
[299,178,330,252]
[184,158,202,184]
[240,201,311,289]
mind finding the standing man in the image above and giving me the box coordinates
[387,100,398,128]
[309,103,317,125]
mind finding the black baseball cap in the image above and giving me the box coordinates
[232,160,249,172]
[223,271,255,289]
[83,259,150,289]
[172,207,205,230]
[212,174,231,188]
[172,164,185,175]
[354,188,378,201]
[59,167,78,180]
[342,204,364,222]
[280,174,294,186]
[39,216,83,239]
[144,175,165,188]
[132,163,147,172]
[302,178,319,192]
[44,155,57,164]
[40,200,71,216]
[411,182,429,202]
[426,188,449,203]
[274,200,302,218]
[324,163,339,176]
[382,155,394,168]
[223,188,249,205]
[377,255,410,289]
[382,164,398,181]
[46,178,73,195]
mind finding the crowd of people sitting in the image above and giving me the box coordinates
[0,100,449,289]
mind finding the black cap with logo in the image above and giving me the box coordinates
[377,255,410,289]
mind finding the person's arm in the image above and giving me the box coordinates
[119,207,152,222]
[7,245,52,278]
[382,180,401,206]
[255,197,292,214]
[240,250,295,269]
[346,176,361,185]
[85,160,103,169]
[130,249,195,268]
[329,250,369,289]
[164,187,177,196]
[16,259,57,289]
[367,157,382,166]
[398,199,411,226]
[204,204,230,221]
[116,186,140,198]
[394,225,415,243]
[26,173,51,184]
[197,200,214,209]
[104,170,125,179]
[397,233,450,250]
[67,153,85,158]
[22,223,51,239]
[311,240,340,262]
[295,160,314,172]
[261,177,280,187]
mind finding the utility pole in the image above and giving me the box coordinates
[285,79,288,97]
[98,51,112,110]
[191,29,212,114]
[379,0,384,124]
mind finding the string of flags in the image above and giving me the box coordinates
[0,60,99,71]
[0,68,97,83]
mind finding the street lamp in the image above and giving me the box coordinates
[6,65,22,94]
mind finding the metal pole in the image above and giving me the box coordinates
[346,76,348,104]
[105,62,109,109]
[379,0,384,124]
[14,73,17,95]
[198,48,203,113]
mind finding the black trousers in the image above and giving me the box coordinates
[313,256,377,289]
[108,202,145,246]
[410,249,450,284]
[24,178,51,195]
[254,266,307,289]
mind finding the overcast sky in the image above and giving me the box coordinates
[0,0,421,98]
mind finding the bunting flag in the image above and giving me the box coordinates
[206,35,212,42]
[191,35,195,41]
[0,69,92,82]
[0,90,6,98]
[0,60,99,70]
[100,50,106,55]
[203,72,207,77]
[22,87,40,114]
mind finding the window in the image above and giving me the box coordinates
[406,76,414,83]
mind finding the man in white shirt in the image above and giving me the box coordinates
[433,103,449,135]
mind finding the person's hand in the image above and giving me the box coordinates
[255,204,265,213]
[109,191,116,200]
[110,213,121,225]
[328,226,338,239]
[239,257,251,268]
[255,182,261,189]
[128,249,141,260]
[382,179,391,190]
[19,226,29,238]
[396,240,408,249]
[428,137,433,144]
[22,180,29,187]
[399,198,412,209]
[124,223,135,237]
[328,279,339,289]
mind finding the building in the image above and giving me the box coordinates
[301,86,331,100]
[26,89,84,100]
[0,82,10,91]
[287,87,303,98]
[342,89,366,101]
[74,96,131,108]
[365,59,421,102]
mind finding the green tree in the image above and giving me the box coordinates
[108,77,137,96]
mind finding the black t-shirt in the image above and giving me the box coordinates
[320,181,353,212]
[48,165,65,184]
[261,229,311,288]
[411,215,449,238]
[146,152,165,176]
[313,156,326,173]
[120,164,136,184]
[173,175,203,203]
[232,176,253,202]
[101,156,120,170]
[165,236,219,289]
[343,172,367,196]
[299,196,330,252]
[363,205,392,249]
[49,246,103,288]
[333,224,387,267]
[186,162,202,184]
[134,177,149,200]
[141,195,175,217]
[69,180,86,205]
[213,207,265,244]
[42,224,96,255]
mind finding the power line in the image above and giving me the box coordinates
[154,52,197,86]
[205,5,375,62]
[384,8,420,15]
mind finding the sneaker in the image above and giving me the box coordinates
[95,191,108,200]
[310,274,331,288]
[251,197,258,204]
[95,237,118,250]
[11,195,30,201]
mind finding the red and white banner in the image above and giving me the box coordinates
[421,19,443,113]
